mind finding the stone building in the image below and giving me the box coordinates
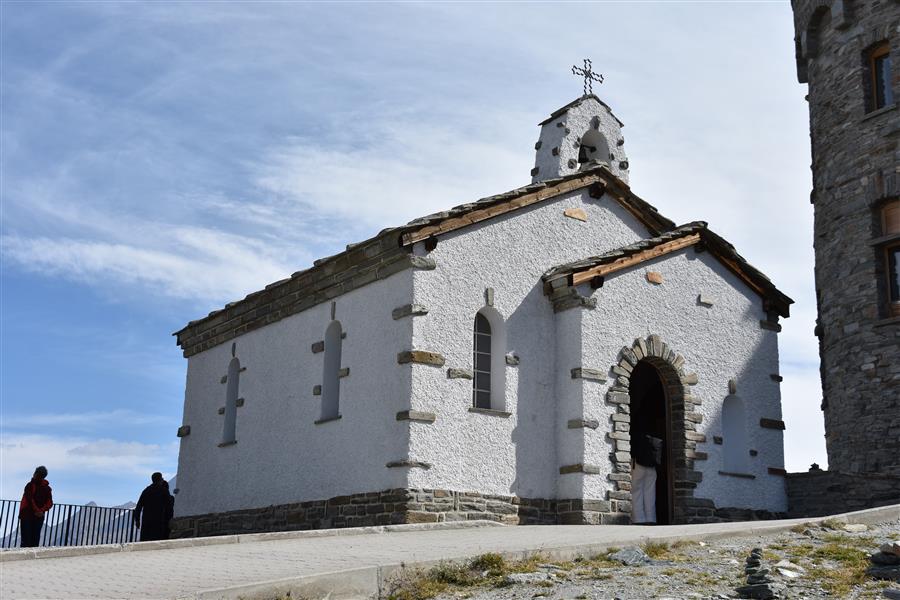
[789,1,899,476]
[170,95,794,537]
[786,0,900,517]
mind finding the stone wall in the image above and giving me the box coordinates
[791,0,900,476]
[171,486,787,538]
[786,470,900,518]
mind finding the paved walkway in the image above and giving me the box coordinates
[1,505,897,600]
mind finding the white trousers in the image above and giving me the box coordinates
[631,463,657,524]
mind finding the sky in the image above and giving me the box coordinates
[0,1,825,507]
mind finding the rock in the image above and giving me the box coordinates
[777,568,801,579]
[748,574,773,585]
[873,552,900,566]
[868,565,900,582]
[609,547,650,566]
[883,587,900,599]
[844,523,869,533]
[774,560,804,573]
[728,559,740,565]
[735,583,776,599]
[506,572,552,584]
[882,542,900,557]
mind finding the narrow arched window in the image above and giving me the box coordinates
[473,313,492,409]
[222,357,240,445]
[722,396,748,473]
[321,320,342,420]
[472,307,507,411]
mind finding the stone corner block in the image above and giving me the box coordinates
[559,463,601,475]
[396,410,437,423]
[759,320,782,332]
[176,425,191,438]
[568,418,600,430]
[398,350,445,367]
[571,367,607,382]
[392,304,429,320]
[409,256,436,270]
[447,368,474,380]
[697,294,715,307]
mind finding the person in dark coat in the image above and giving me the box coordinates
[19,466,53,547]
[133,472,174,542]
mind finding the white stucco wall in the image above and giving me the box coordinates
[407,188,651,500]
[174,269,415,517]
[579,248,787,512]
[532,97,629,184]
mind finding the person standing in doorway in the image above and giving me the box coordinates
[19,466,53,547]
[631,426,662,525]
[133,472,175,541]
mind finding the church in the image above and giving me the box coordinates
[170,79,793,537]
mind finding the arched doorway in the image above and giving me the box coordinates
[628,360,673,525]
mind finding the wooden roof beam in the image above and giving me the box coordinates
[571,234,701,286]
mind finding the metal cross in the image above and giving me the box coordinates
[572,59,603,96]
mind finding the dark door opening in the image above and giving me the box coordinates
[628,360,673,525]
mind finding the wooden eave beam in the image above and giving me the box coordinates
[401,174,604,246]
[571,234,702,286]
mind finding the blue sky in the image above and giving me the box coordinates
[1,1,823,507]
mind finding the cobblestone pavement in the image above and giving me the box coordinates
[1,508,897,600]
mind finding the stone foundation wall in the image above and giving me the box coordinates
[171,487,784,538]
[786,470,900,518]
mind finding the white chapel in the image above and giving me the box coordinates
[170,88,792,537]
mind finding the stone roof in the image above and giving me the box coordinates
[538,94,624,128]
[542,222,794,318]
[174,162,791,355]
[173,163,679,355]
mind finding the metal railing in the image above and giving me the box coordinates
[0,499,139,549]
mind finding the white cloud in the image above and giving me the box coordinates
[0,433,177,502]
[2,410,169,429]
[1,229,294,304]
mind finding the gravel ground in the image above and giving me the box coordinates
[386,518,900,600]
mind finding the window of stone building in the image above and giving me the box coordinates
[472,313,492,409]
[472,307,506,411]
[882,200,900,316]
[866,42,894,112]
[221,357,240,445]
[321,320,343,420]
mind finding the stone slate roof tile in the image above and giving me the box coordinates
[173,165,705,341]
[542,222,793,317]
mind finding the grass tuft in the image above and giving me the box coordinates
[641,541,670,559]
[469,553,505,575]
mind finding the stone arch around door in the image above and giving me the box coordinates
[606,334,714,524]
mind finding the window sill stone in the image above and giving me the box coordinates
[861,102,897,122]
[314,415,342,425]
[869,232,900,247]
[875,314,900,327]
[718,470,755,479]
[468,407,512,418]
[218,440,237,448]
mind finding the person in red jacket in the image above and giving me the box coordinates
[19,466,52,547]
